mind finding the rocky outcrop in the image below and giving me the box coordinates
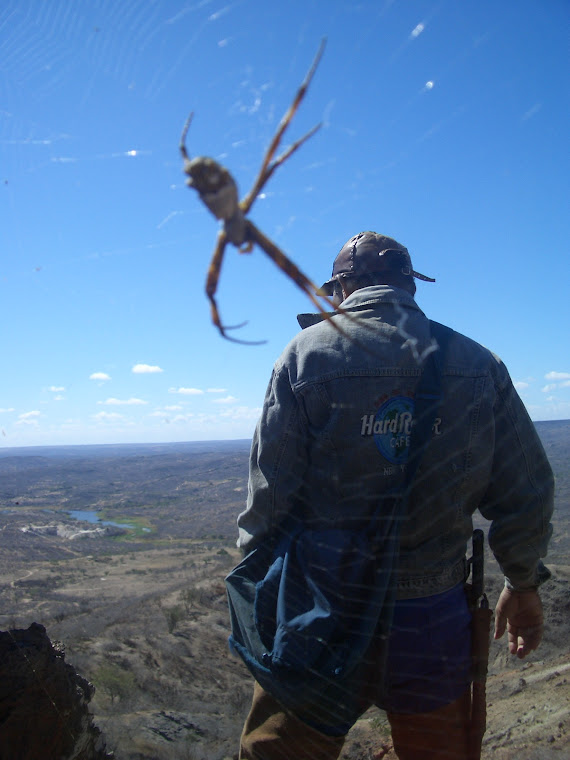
[0,623,111,760]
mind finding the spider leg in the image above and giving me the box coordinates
[241,39,326,215]
[180,112,194,161]
[241,123,322,216]
[206,229,266,345]
[246,222,356,341]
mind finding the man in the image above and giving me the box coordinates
[236,231,554,760]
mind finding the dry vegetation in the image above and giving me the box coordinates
[0,432,568,759]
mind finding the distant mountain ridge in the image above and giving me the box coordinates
[0,439,252,459]
[1,420,566,459]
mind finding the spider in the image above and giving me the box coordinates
[180,39,341,344]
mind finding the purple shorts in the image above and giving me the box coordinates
[381,582,472,715]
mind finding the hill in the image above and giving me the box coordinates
[0,422,568,759]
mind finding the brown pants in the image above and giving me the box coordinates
[239,682,472,760]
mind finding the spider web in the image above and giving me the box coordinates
[0,0,567,758]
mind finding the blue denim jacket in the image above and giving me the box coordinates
[237,286,554,598]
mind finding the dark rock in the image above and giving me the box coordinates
[0,623,111,760]
[147,710,205,744]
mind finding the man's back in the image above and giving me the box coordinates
[239,283,552,599]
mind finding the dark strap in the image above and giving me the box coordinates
[403,320,453,492]
[367,319,454,694]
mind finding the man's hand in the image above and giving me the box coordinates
[494,587,544,659]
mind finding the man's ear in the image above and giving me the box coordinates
[340,279,356,300]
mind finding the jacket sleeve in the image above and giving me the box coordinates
[478,361,554,590]
[236,361,309,553]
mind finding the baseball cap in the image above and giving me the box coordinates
[317,231,435,296]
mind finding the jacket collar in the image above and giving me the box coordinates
[297,285,422,330]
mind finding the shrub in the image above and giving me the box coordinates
[93,663,136,705]
[163,605,185,633]
[179,587,202,611]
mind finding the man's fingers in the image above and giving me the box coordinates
[493,586,515,640]
[494,608,507,640]
[507,623,543,658]
[494,618,505,639]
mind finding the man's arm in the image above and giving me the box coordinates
[477,362,554,656]
[478,363,554,592]
[237,362,308,553]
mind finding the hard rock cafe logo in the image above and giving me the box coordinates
[360,395,441,465]
[361,396,414,464]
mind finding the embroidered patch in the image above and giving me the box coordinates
[360,396,414,464]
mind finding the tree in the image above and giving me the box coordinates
[94,664,136,705]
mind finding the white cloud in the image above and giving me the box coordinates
[170,413,195,423]
[522,103,542,121]
[98,398,148,406]
[49,385,65,392]
[542,372,570,393]
[92,411,125,421]
[62,418,80,426]
[218,405,262,421]
[526,399,570,421]
[0,408,15,413]
[16,411,41,426]
[164,405,183,411]
[212,395,238,404]
[90,372,111,381]
[545,371,570,381]
[514,381,529,390]
[207,388,227,393]
[169,387,204,395]
[132,363,164,374]
[53,395,65,402]
[410,22,425,38]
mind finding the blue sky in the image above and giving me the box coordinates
[1,0,568,448]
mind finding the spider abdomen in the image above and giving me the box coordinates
[185,157,240,222]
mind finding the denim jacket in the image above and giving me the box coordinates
[237,286,554,598]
